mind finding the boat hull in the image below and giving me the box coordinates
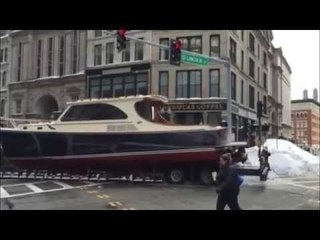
[1,128,228,171]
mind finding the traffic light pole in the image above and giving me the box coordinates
[104,30,233,140]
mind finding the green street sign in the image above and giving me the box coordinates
[181,53,209,66]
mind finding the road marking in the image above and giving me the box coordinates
[1,180,53,188]
[0,181,112,199]
[291,180,320,184]
[107,202,117,208]
[102,194,110,198]
[115,201,122,206]
[25,183,44,193]
[87,190,98,194]
[129,208,136,210]
[97,195,104,199]
[0,187,10,198]
[52,181,73,189]
[308,199,320,204]
[287,182,320,191]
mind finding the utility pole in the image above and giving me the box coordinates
[104,30,233,140]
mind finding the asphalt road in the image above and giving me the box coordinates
[0,176,319,210]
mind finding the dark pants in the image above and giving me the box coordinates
[216,191,241,210]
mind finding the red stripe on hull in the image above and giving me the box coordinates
[9,149,220,172]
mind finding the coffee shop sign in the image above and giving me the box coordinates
[164,103,227,112]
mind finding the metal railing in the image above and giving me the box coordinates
[0,117,44,129]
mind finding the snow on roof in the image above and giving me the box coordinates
[244,139,319,178]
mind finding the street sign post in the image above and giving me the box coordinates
[181,53,208,66]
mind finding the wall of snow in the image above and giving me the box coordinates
[244,139,319,177]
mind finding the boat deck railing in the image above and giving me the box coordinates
[0,117,45,129]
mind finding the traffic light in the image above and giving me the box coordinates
[116,29,127,52]
[169,39,182,66]
[257,100,263,118]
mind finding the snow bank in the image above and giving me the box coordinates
[244,139,319,178]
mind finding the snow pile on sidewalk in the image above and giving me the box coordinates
[244,139,320,178]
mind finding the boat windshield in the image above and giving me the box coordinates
[134,98,173,125]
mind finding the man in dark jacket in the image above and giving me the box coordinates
[216,153,242,210]
[261,146,271,170]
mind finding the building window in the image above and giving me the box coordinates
[241,80,244,104]
[0,99,5,116]
[249,85,255,109]
[159,38,169,60]
[94,44,102,65]
[263,96,267,115]
[249,58,255,79]
[36,40,42,78]
[176,70,201,98]
[1,71,6,88]
[106,42,114,64]
[94,30,102,37]
[257,44,260,60]
[135,38,144,61]
[90,77,100,98]
[249,32,255,53]
[59,36,65,76]
[177,36,202,53]
[209,69,220,97]
[17,43,22,82]
[263,51,267,66]
[263,73,267,89]
[72,31,78,74]
[231,72,236,101]
[4,48,7,62]
[122,40,130,62]
[159,71,169,97]
[241,50,244,70]
[304,113,307,118]
[15,99,22,114]
[48,37,54,76]
[89,73,148,99]
[136,73,148,95]
[1,48,8,62]
[241,30,244,41]
[124,75,135,96]
[257,91,260,101]
[230,38,237,65]
[101,77,112,98]
[210,35,220,57]
[257,67,260,83]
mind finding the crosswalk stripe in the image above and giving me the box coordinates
[25,183,44,193]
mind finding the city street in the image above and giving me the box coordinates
[1,175,319,210]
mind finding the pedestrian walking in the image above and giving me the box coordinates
[216,153,242,210]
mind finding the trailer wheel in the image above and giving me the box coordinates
[166,169,186,184]
[199,168,214,185]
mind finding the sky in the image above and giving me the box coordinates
[272,30,319,101]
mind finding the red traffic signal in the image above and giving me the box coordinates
[116,29,127,52]
[117,29,126,37]
[170,39,182,66]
